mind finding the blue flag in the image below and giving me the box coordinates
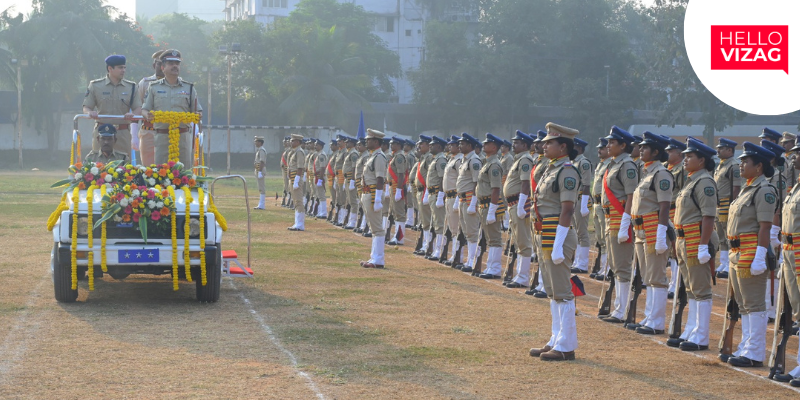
[356,111,366,140]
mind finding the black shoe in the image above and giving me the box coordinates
[354,228,363,233]
[287,227,304,231]
[387,240,400,246]
[679,341,708,351]
[716,271,729,279]
[570,268,588,274]
[461,266,473,273]
[719,353,732,363]
[454,264,464,270]
[635,326,664,335]
[589,273,598,279]
[594,274,606,281]
[666,337,684,348]
[792,322,799,336]
[506,282,527,289]
[791,378,800,387]
[413,250,425,256]
[604,275,612,281]
[363,233,372,238]
[425,255,439,261]
[344,226,354,230]
[668,292,675,300]
[773,373,796,383]
[443,260,452,266]
[479,273,501,279]
[533,291,548,298]
[602,316,625,324]
[728,356,763,367]
[625,322,641,330]
[524,289,536,296]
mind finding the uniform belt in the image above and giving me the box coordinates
[445,190,457,198]
[155,127,189,134]
[506,194,520,204]
[781,232,798,244]
[416,185,425,191]
[427,185,440,194]
[458,191,474,199]
[729,238,741,248]
[478,196,492,205]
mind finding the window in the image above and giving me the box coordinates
[263,0,287,7]
[405,29,411,37]
[386,17,394,32]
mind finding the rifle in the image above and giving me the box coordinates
[326,200,335,222]
[624,255,643,328]
[718,276,740,360]
[504,244,517,283]
[472,231,487,276]
[414,224,424,253]
[385,214,395,242]
[668,269,688,339]
[425,225,436,257]
[343,204,352,228]
[440,227,452,263]
[452,229,465,267]
[333,204,341,226]
[313,198,319,217]
[355,206,364,232]
[531,267,539,290]
[769,272,793,379]
[413,208,419,231]
[591,243,601,274]
[281,190,287,207]
[597,269,616,317]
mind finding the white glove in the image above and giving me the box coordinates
[617,212,631,243]
[302,172,307,182]
[384,184,390,198]
[655,224,668,254]
[316,179,323,187]
[751,246,768,275]
[422,190,430,205]
[436,191,445,208]
[467,195,477,215]
[395,188,403,201]
[517,193,528,218]
[258,171,263,179]
[454,197,461,212]
[770,225,781,249]
[697,244,711,264]
[551,225,569,264]
[487,203,498,224]
[293,175,300,189]
[349,180,355,190]
[373,190,383,212]
[407,185,411,194]
[580,195,590,216]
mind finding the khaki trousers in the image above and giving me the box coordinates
[542,229,577,301]
[255,171,265,194]
[633,234,670,289]
[606,231,634,282]
[391,193,407,222]
[511,211,532,257]
[459,200,481,243]
[715,220,730,251]
[479,206,503,248]
[593,204,606,251]
[430,196,446,234]
[445,198,459,235]
[154,131,192,167]
[417,192,432,230]
[316,183,326,202]
[291,186,304,212]
[676,237,713,301]
[138,129,155,166]
[362,193,385,236]
[780,249,800,320]
[730,263,768,314]
[573,206,590,247]
[347,186,358,209]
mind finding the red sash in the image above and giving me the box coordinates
[281,155,287,167]
[388,164,404,199]
[416,161,426,188]
[603,169,632,243]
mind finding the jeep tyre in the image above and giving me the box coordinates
[195,248,221,302]
[52,244,78,303]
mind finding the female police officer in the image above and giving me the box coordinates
[528,122,580,361]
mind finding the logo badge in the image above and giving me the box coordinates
[710,25,788,74]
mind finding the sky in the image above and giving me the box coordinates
[0,0,136,19]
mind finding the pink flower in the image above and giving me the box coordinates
[168,161,176,167]
[181,176,189,184]
[116,193,125,201]
[172,170,179,177]
[151,212,161,221]
[124,206,132,214]
[85,173,94,181]
[147,190,155,199]
[132,214,140,222]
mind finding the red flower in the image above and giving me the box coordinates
[151,212,161,221]
[132,214,140,222]
[125,206,132,214]
[168,161,176,167]
[85,173,94,181]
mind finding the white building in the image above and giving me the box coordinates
[136,0,223,22]
[222,0,476,104]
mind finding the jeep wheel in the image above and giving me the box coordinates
[195,248,221,303]
[52,244,78,303]
[108,272,130,280]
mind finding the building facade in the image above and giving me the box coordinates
[136,0,223,22]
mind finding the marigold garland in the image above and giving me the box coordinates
[207,194,227,232]
[47,193,69,231]
[100,185,108,273]
[70,134,82,166]
[198,187,207,286]
[151,111,200,162]
[71,187,79,291]
[87,185,95,291]
[182,187,193,282]
[167,186,179,290]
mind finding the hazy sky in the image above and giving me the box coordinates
[0,0,136,18]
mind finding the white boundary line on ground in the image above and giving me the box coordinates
[229,280,327,400]
[0,272,49,384]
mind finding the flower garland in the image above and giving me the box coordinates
[70,134,81,166]
[168,186,179,290]
[198,187,207,286]
[182,187,193,282]
[47,193,69,231]
[71,187,79,291]
[151,111,200,162]
[87,185,95,291]
[207,194,227,232]
[100,185,108,273]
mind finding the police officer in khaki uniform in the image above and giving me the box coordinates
[386,136,408,244]
[761,139,787,322]
[404,140,418,228]
[501,139,515,230]
[666,137,719,352]
[476,134,506,278]
[136,50,165,166]
[354,139,370,233]
[591,138,611,280]
[84,124,128,164]
[313,139,329,219]
[723,142,778,367]
[714,138,742,278]
[83,55,141,157]
[324,138,338,216]
[455,134,483,272]
[528,122,581,361]
[504,131,535,288]
[360,129,388,268]
[253,136,267,210]
[632,135,645,172]
[342,136,360,229]
[142,50,202,167]
[571,138,593,273]
[665,138,688,296]
[304,139,316,214]
[334,135,349,226]
[442,136,464,265]
[527,130,551,297]
[426,136,449,259]
[280,137,291,207]
[413,136,434,256]
[781,132,798,192]
[629,132,673,335]
[286,134,306,231]
[600,126,639,322]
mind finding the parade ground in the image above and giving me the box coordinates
[1,170,798,399]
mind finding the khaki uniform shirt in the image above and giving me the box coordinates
[443,153,463,192]
[142,77,202,130]
[769,163,790,196]
[503,152,534,197]
[415,152,433,189]
[633,157,645,174]
[84,150,128,164]
[342,148,359,178]
[288,146,304,173]
[782,180,800,234]
[631,162,674,215]
[362,149,388,186]
[574,154,593,191]
[355,150,368,182]
[728,175,778,236]
[315,151,329,180]
[457,151,482,193]
[532,154,550,187]
[602,153,639,207]
[501,152,514,179]
[784,153,798,192]
[281,147,290,171]
[714,157,742,200]
[674,169,717,226]
[535,156,580,215]
[137,74,159,103]
[592,158,611,198]
[334,148,347,174]
[666,162,687,201]
[83,76,142,125]
[387,151,407,186]
[476,154,503,198]
[254,146,267,172]
[427,152,447,189]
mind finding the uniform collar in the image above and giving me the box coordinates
[745,174,766,187]
[644,161,660,172]
[549,155,569,167]
[485,153,499,163]
[465,150,475,158]
[574,154,586,162]
[104,76,124,86]
[687,168,710,181]
[613,153,632,163]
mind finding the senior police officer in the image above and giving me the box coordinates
[426,136,449,260]
[455,134,484,272]
[413,136,434,256]
[142,50,202,167]
[591,138,612,280]
[503,131,536,288]
[475,134,507,278]
[84,124,128,164]
[386,136,409,244]
[83,54,141,157]
[286,134,307,231]
[528,122,581,361]
[714,138,742,278]
[253,136,267,210]
[527,130,551,297]
[667,137,719,351]
[570,138,593,274]
[136,50,165,166]
[442,135,465,265]
[360,129,389,269]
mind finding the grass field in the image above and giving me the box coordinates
[0,169,798,399]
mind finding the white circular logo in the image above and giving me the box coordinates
[684,0,800,115]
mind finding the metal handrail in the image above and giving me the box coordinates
[210,175,251,271]
[73,114,144,131]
